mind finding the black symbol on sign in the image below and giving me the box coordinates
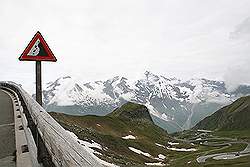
[27,39,47,57]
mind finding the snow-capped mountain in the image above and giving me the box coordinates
[43,71,250,133]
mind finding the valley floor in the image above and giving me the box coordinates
[170,130,250,167]
[51,112,250,166]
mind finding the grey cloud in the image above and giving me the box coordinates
[224,64,250,92]
[230,17,250,40]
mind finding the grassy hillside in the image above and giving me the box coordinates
[193,96,250,131]
[50,102,194,166]
[50,102,250,166]
[108,102,154,123]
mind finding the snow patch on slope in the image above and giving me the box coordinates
[145,162,165,166]
[122,135,136,140]
[128,147,151,157]
[66,131,118,167]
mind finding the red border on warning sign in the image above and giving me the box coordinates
[19,31,57,62]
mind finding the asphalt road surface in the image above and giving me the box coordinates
[0,89,15,167]
[196,140,250,163]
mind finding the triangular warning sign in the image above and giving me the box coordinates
[19,31,57,62]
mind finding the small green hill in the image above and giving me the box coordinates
[108,102,154,123]
[194,96,250,131]
[50,102,190,166]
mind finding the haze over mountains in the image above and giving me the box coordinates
[42,71,250,133]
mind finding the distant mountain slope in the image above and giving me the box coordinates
[50,102,193,166]
[193,96,250,131]
[43,71,250,133]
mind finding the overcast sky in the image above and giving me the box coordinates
[0,0,250,92]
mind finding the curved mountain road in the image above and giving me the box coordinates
[197,142,250,163]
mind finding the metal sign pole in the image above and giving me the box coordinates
[36,61,42,106]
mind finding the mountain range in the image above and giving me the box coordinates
[43,71,250,133]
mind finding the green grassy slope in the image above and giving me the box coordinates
[50,102,194,166]
[193,96,250,131]
[50,102,250,166]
